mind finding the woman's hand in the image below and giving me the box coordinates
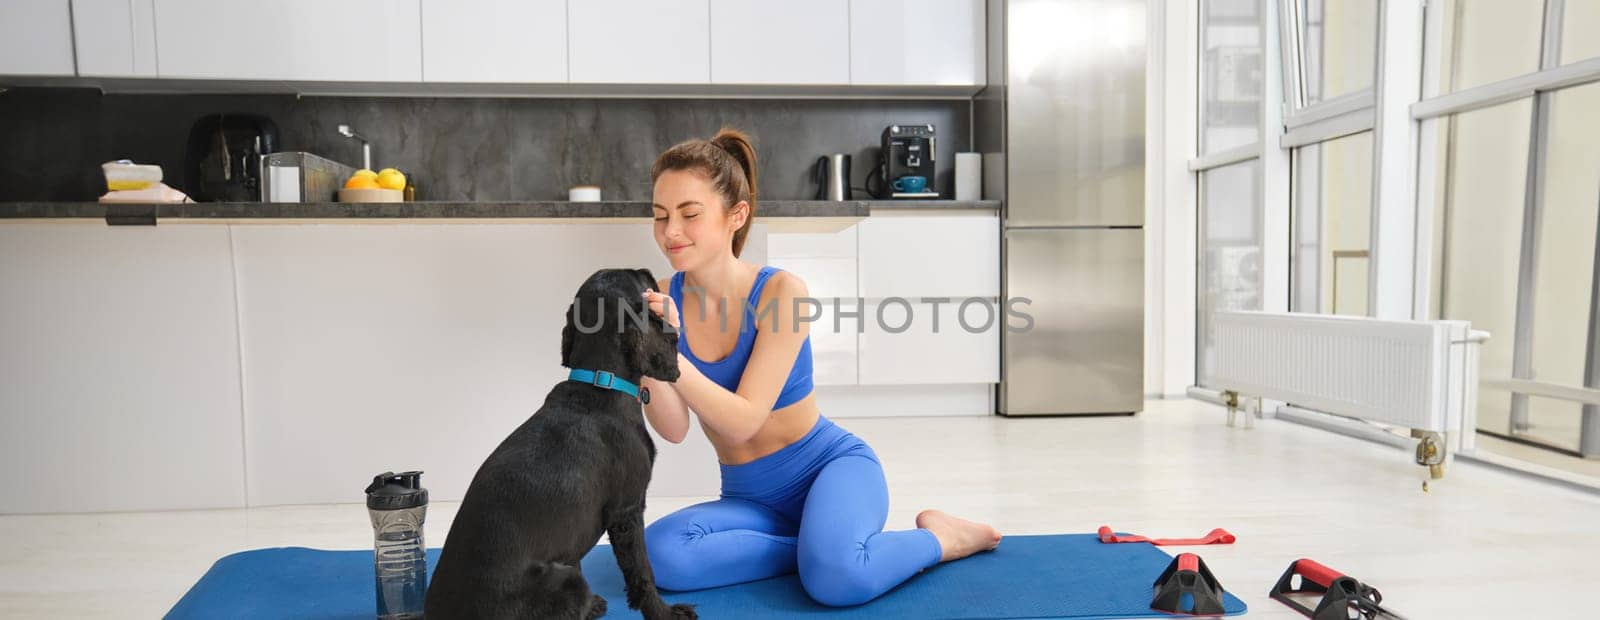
[643,290,680,330]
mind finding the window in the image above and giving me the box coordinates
[1202,0,1264,153]
[1436,0,1545,92]
[1561,1,1600,64]
[1193,0,1268,389]
[1197,160,1264,386]
[1435,99,1533,439]
[1524,81,1600,450]
[1291,131,1372,315]
[1294,0,1377,105]
[1419,0,1600,461]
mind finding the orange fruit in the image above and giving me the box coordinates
[344,175,380,189]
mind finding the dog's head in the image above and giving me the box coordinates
[561,268,680,383]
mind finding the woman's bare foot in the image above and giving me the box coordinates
[916,509,1002,562]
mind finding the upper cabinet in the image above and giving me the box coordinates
[153,0,422,81]
[0,0,75,76]
[849,0,985,86]
[709,0,849,85]
[72,0,159,77]
[421,0,566,83]
[3,0,983,90]
[568,0,709,84]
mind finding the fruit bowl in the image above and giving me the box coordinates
[338,188,404,203]
[340,167,407,203]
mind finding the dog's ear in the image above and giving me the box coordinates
[624,299,680,382]
[560,303,576,367]
[646,326,680,382]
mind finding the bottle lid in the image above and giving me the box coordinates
[365,471,428,510]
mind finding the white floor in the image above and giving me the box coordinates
[4,399,1599,619]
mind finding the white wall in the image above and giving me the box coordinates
[1153,0,1198,396]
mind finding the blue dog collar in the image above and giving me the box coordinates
[567,368,649,403]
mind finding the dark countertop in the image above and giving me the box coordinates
[0,199,998,224]
[865,199,1001,210]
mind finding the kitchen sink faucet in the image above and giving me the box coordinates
[337,124,372,170]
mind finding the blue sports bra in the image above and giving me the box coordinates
[670,266,815,410]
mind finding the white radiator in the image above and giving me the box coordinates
[1212,311,1488,470]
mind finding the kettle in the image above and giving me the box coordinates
[813,154,852,201]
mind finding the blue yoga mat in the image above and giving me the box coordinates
[168,534,1246,619]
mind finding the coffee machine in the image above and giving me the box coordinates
[868,124,939,199]
[185,113,279,202]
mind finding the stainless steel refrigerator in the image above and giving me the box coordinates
[979,0,1146,415]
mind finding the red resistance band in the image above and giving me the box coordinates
[1097,525,1236,546]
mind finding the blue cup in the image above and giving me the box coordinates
[891,175,928,193]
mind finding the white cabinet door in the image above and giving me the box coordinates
[568,0,709,84]
[709,0,848,84]
[0,225,248,513]
[421,0,565,82]
[155,0,422,81]
[72,0,159,77]
[230,224,716,505]
[849,0,984,86]
[806,298,860,386]
[857,213,999,299]
[763,261,857,386]
[766,256,857,299]
[767,227,858,260]
[0,0,75,76]
[768,226,858,385]
[858,298,999,385]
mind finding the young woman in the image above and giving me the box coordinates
[638,128,1001,607]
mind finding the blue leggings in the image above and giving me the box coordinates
[643,416,943,607]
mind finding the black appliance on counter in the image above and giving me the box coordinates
[185,114,279,202]
[866,124,939,199]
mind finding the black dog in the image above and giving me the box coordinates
[425,268,694,620]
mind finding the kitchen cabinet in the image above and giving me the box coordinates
[858,298,1000,384]
[0,225,248,513]
[772,213,1001,388]
[0,0,76,76]
[421,0,566,83]
[709,0,849,85]
[856,211,1000,385]
[71,0,159,77]
[857,212,1000,299]
[153,0,422,81]
[765,259,858,386]
[11,0,988,90]
[568,0,709,84]
[849,0,985,86]
[768,227,859,386]
[807,299,861,386]
[767,226,859,261]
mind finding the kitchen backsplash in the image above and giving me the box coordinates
[0,88,969,202]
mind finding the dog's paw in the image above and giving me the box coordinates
[584,594,608,619]
[669,603,697,619]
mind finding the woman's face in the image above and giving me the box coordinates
[652,169,745,271]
